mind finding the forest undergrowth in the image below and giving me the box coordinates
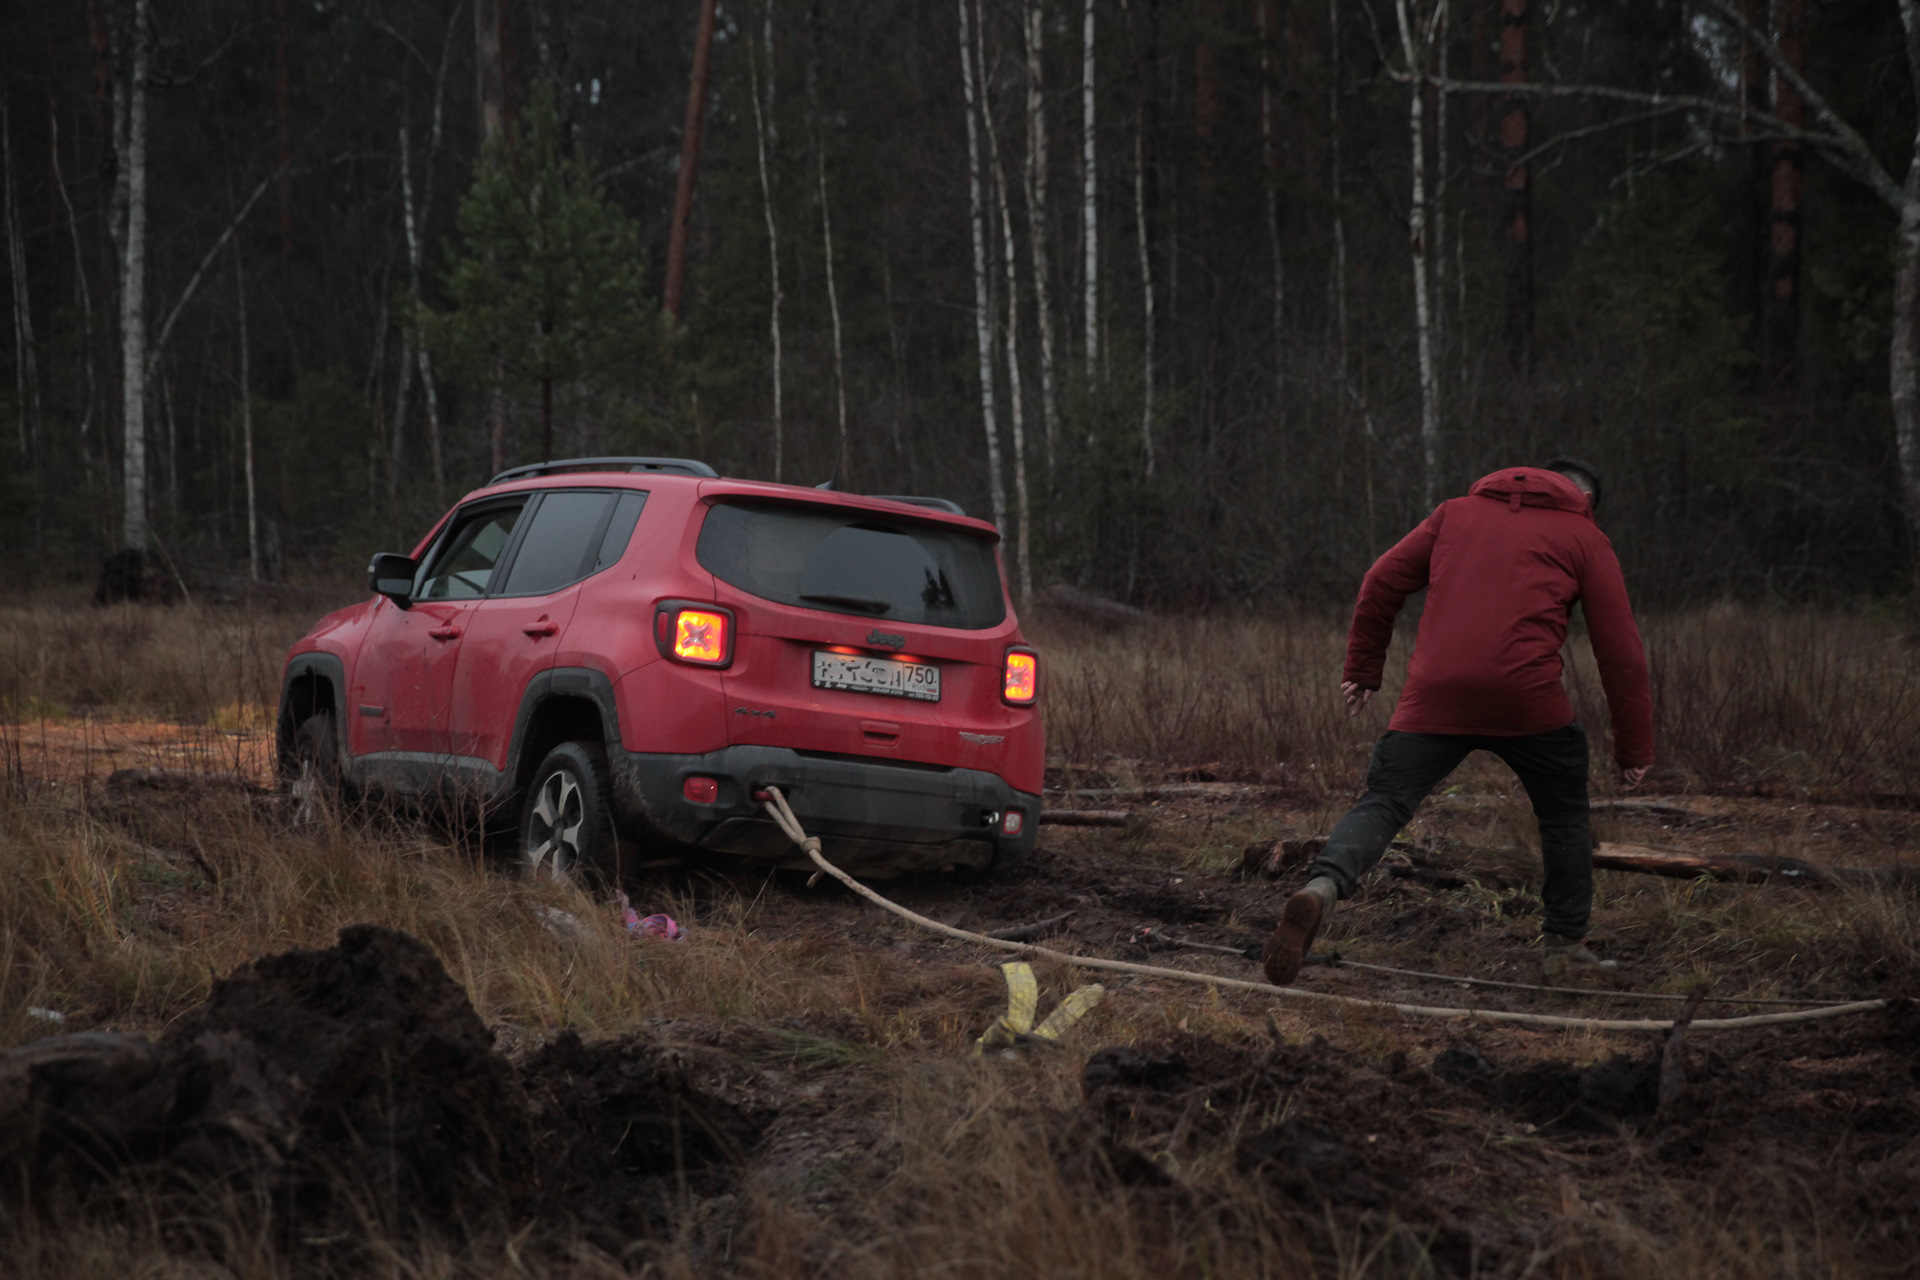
[0,597,1917,1278]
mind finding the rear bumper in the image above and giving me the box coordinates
[607,744,1039,874]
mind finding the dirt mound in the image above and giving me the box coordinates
[0,926,771,1250]
[1,926,531,1229]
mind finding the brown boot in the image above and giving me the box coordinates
[1263,876,1338,986]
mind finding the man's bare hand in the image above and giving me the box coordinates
[1341,681,1374,717]
[1620,765,1649,791]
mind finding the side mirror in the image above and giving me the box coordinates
[368,553,417,607]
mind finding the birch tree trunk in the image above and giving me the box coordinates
[1080,0,1099,379]
[3,94,40,458]
[749,2,785,482]
[1133,99,1155,478]
[1022,0,1059,481]
[1895,0,1920,568]
[1397,0,1440,509]
[807,4,850,483]
[978,0,1033,606]
[119,0,153,553]
[664,0,719,323]
[1256,0,1282,403]
[233,238,259,580]
[476,0,508,476]
[959,0,1008,533]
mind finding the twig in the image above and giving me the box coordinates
[1039,809,1129,827]
[984,911,1077,942]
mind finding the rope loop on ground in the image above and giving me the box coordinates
[759,789,1893,1035]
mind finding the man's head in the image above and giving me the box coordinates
[1543,457,1602,511]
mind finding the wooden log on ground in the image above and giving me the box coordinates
[1594,842,1920,889]
[1040,809,1131,827]
[106,767,265,793]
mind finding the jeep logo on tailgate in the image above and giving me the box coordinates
[868,629,906,649]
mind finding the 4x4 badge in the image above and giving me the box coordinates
[867,629,906,649]
[959,732,1005,745]
[734,707,776,718]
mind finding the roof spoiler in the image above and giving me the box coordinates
[870,495,968,516]
[487,456,719,485]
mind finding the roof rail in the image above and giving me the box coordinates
[487,456,719,485]
[870,495,968,516]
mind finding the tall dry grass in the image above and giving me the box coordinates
[1,597,1913,800]
[1038,604,1920,799]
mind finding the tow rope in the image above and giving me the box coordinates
[758,788,1894,1035]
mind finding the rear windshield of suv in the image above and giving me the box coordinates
[697,500,1007,630]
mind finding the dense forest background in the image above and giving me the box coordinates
[0,0,1914,608]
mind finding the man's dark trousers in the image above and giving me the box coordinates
[1308,723,1595,940]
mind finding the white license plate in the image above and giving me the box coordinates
[812,651,941,702]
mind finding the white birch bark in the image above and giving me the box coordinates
[818,148,848,483]
[1022,0,1059,480]
[1895,0,1920,561]
[749,2,785,482]
[1133,105,1154,478]
[1257,0,1282,403]
[959,0,1008,532]
[1396,0,1440,510]
[806,9,849,483]
[233,239,258,580]
[119,0,153,552]
[3,97,39,457]
[978,0,1032,606]
[1080,0,1099,379]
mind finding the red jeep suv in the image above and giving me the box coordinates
[276,457,1042,878]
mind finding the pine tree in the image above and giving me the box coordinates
[424,85,658,464]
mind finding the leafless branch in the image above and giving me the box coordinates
[146,171,275,376]
[1691,0,1902,209]
[1432,76,1903,209]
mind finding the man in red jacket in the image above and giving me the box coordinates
[1263,460,1654,985]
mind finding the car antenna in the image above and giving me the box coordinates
[815,467,838,491]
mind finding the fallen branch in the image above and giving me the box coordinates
[1040,809,1130,827]
[984,911,1077,942]
[106,768,266,794]
[1594,842,1920,889]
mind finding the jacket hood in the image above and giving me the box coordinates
[1467,467,1592,517]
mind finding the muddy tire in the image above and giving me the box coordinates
[519,742,616,882]
[286,711,342,825]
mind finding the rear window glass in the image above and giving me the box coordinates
[696,501,1006,630]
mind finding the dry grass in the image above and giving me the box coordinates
[2,597,1917,1277]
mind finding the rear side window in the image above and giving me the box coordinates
[594,491,648,571]
[697,501,1007,630]
[501,491,614,595]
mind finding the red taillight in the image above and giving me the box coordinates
[1003,649,1038,704]
[654,601,734,667]
[683,776,719,804]
[674,610,728,663]
[1001,809,1025,836]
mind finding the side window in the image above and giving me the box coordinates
[416,501,526,600]
[594,492,648,571]
[500,491,615,596]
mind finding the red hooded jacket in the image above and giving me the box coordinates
[1343,467,1654,768]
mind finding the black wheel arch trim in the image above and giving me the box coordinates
[277,652,348,779]
[507,666,623,792]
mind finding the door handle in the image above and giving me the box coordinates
[428,625,463,640]
[523,619,559,637]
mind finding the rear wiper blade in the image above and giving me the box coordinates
[799,593,892,614]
